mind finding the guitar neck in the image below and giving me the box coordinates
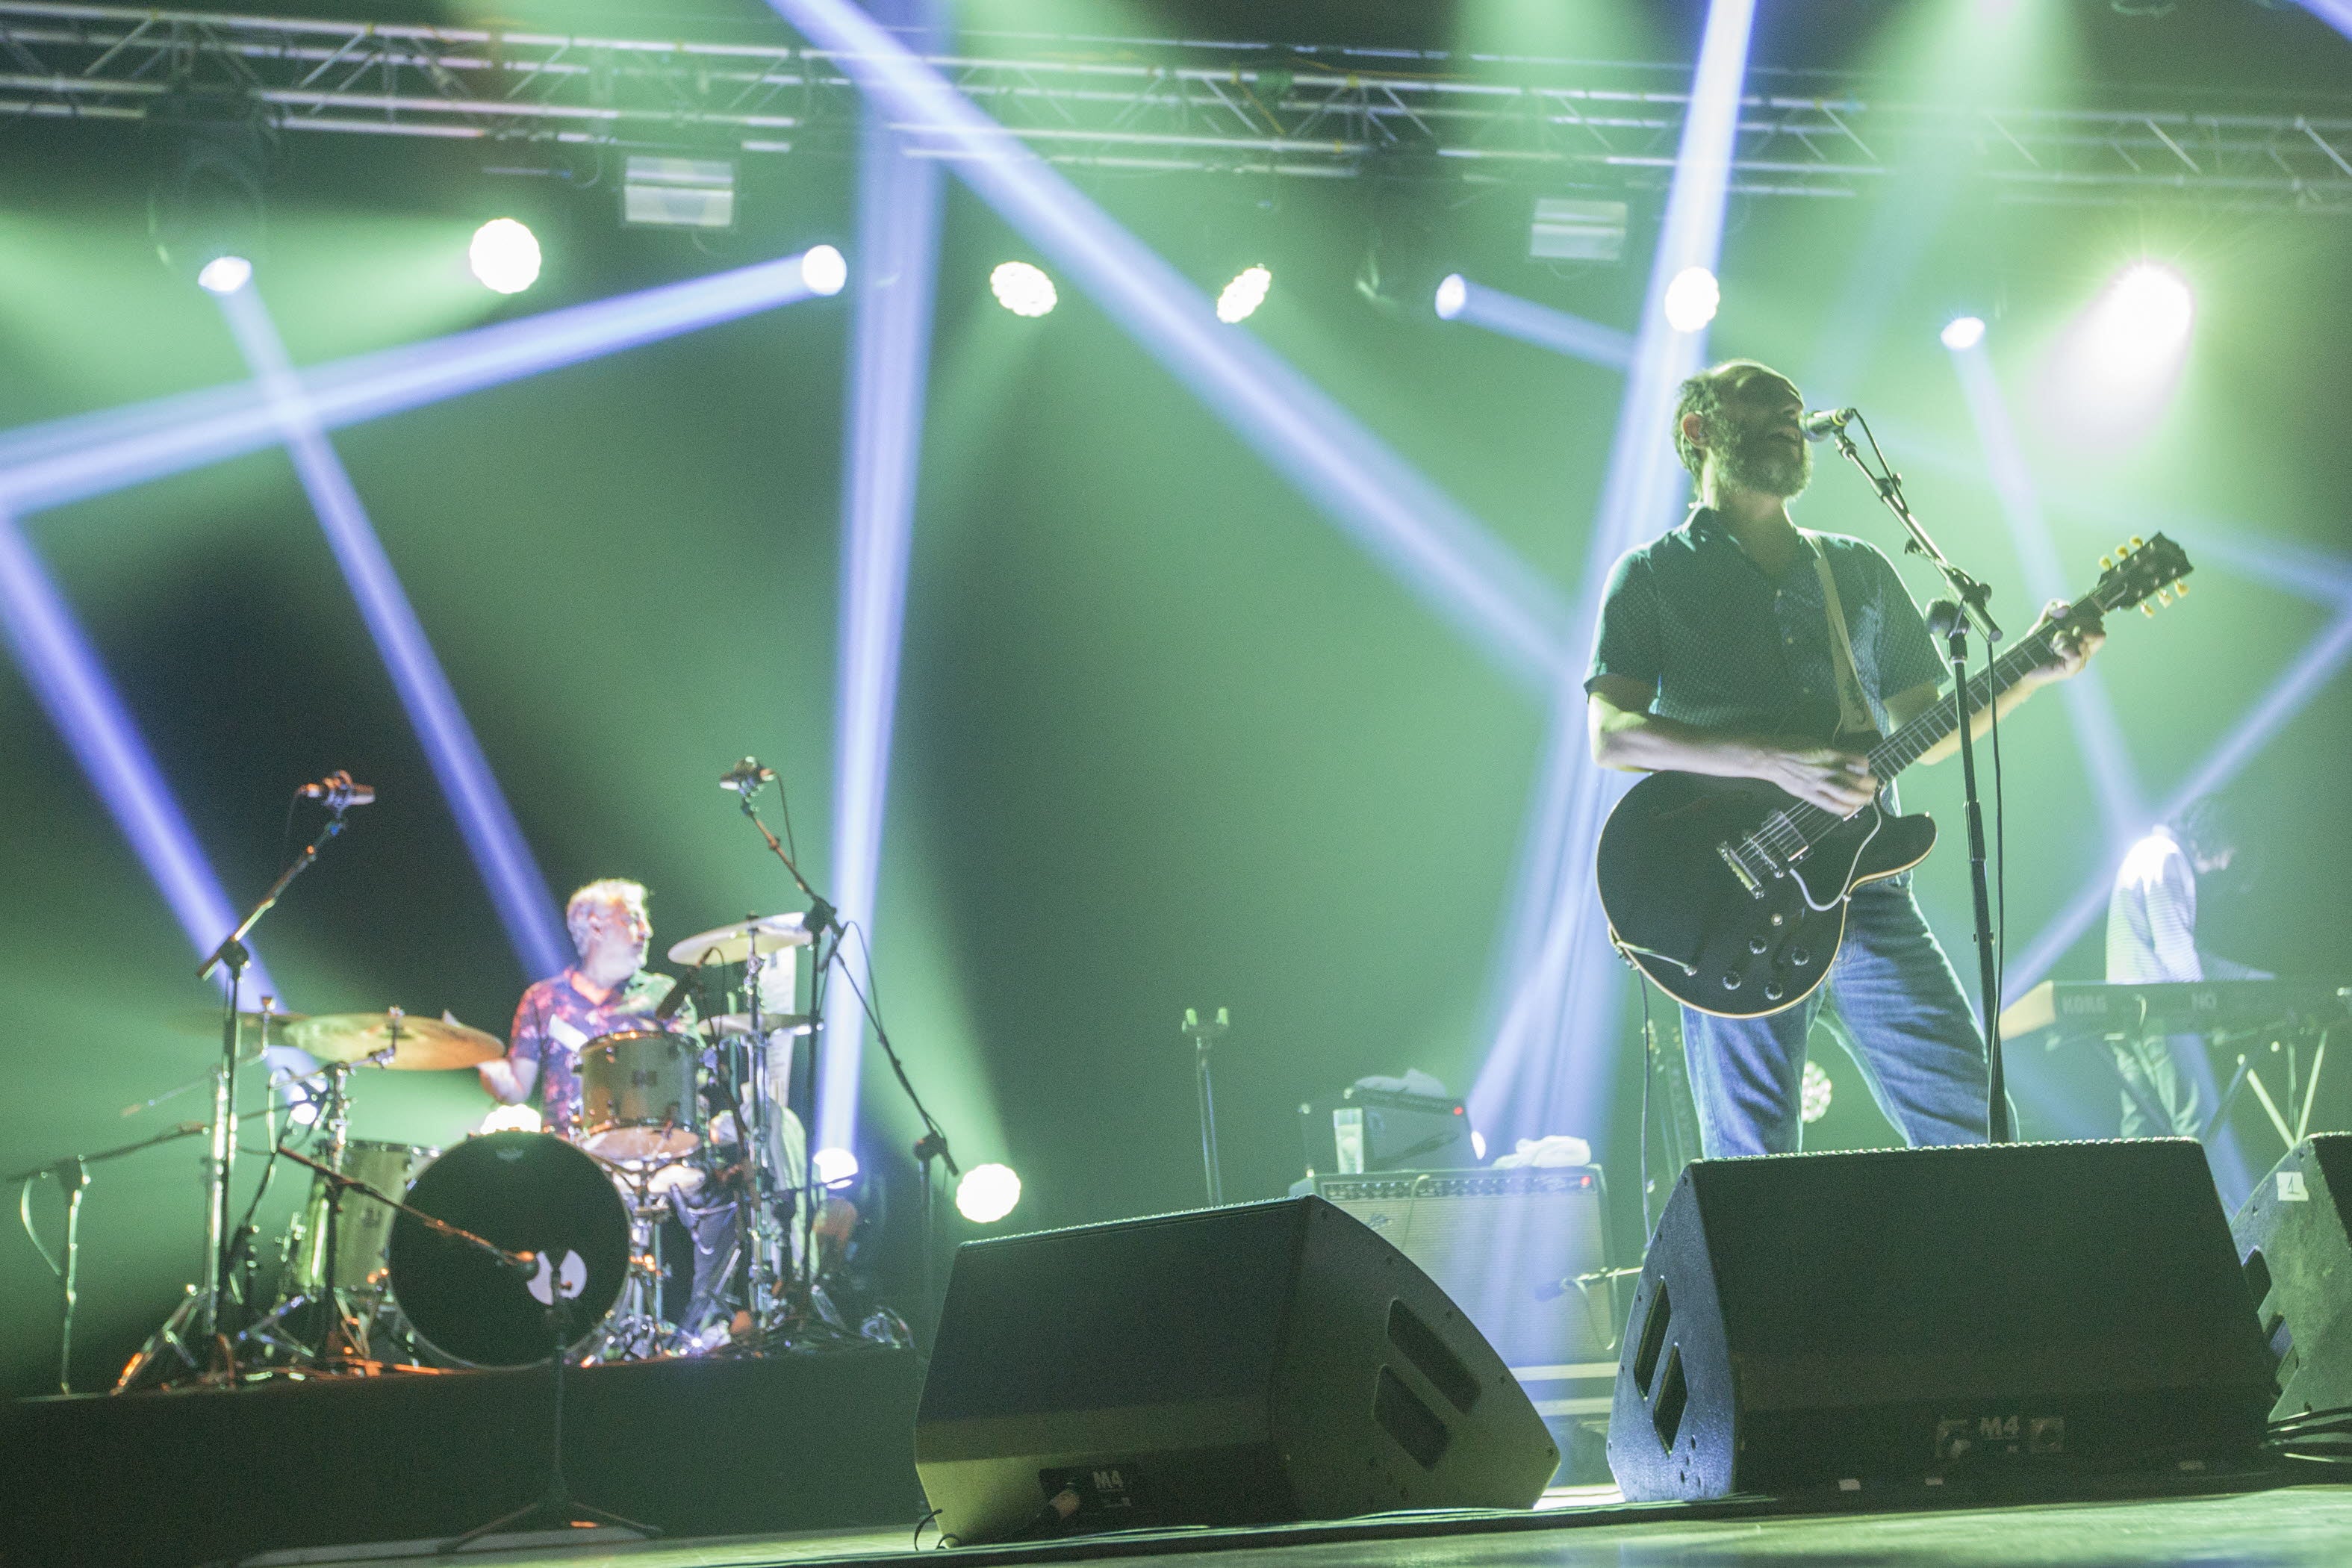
[1864,625,2056,784]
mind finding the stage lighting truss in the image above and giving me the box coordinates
[4,4,2348,213]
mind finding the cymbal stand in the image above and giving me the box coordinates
[585,1163,678,1361]
[12,1122,211,1393]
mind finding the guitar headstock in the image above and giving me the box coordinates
[2088,532,2193,621]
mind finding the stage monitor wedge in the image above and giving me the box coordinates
[1609,1139,2274,1502]
[915,1195,1558,1545]
[2233,1133,2352,1420]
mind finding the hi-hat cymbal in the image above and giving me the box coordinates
[282,1012,502,1071]
[668,912,810,966]
[696,1012,814,1039]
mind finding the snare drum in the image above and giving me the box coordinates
[288,1139,438,1296]
[387,1132,629,1367]
[576,1027,700,1162]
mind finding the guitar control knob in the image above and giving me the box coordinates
[1792,948,1811,968]
[1721,973,1740,992]
[1764,982,1785,1003]
[1748,937,1768,956]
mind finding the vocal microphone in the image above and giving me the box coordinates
[718,756,775,794]
[298,771,376,808]
[1799,407,1858,442]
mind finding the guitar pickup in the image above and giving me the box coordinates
[1716,841,1764,899]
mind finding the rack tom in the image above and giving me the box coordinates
[575,1027,700,1162]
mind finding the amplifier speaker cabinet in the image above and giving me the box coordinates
[913,1196,1558,1545]
[2233,1133,2352,1419]
[1608,1140,2274,1502]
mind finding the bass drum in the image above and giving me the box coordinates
[386,1132,629,1368]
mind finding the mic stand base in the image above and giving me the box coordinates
[439,1304,657,1555]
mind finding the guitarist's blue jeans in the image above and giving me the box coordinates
[1680,879,1988,1156]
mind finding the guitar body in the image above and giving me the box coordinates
[1596,771,1938,1018]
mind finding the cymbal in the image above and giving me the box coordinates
[696,1012,813,1039]
[174,1009,309,1040]
[282,1012,503,1071]
[668,912,809,966]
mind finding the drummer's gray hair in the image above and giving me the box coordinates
[565,877,649,954]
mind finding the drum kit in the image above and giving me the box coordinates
[114,910,891,1390]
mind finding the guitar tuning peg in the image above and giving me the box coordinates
[2129,535,2146,550]
[2100,555,2115,570]
[2116,541,2133,558]
[2156,588,2173,606]
[2141,602,2157,618]
[2174,579,2190,597]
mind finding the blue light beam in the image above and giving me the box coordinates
[1468,0,1760,1154]
[2004,603,2352,1001]
[819,0,949,1162]
[1946,336,2147,840]
[761,0,1572,694]
[215,284,571,980]
[1435,275,1636,370]
[1,250,844,519]
[0,504,281,1007]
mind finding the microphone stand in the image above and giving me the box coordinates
[1828,416,2010,1142]
[728,764,961,1337]
[172,800,354,1374]
[12,1121,211,1393]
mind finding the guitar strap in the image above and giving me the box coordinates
[1805,532,1877,737]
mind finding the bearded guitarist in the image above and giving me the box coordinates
[1584,359,2104,1159]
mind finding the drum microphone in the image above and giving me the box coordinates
[718,757,775,794]
[1799,407,1858,442]
[298,771,376,809]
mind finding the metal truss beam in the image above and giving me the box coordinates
[2,2,2348,210]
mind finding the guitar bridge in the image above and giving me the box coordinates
[1716,841,1764,899]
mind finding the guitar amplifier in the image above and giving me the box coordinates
[1304,1168,1617,1475]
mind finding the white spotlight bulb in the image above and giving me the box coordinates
[2108,262,2194,346]
[197,255,253,295]
[990,261,1057,317]
[812,1146,860,1189]
[469,218,542,295]
[1941,315,1987,352]
[955,1163,1023,1224]
[801,243,847,297]
[1433,273,1468,321]
[1216,264,1272,323]
[1662,265,1720,333]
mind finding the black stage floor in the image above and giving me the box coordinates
[212,1481,2352,1568]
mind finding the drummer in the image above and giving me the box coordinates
[481,877,738,1343]
[480,878,679,1135]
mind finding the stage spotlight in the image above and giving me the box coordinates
[148,88,276,290]
[989,261,1057,317]
[802,243,848,297]
[1215,264,1272,324]
[954,1162,1022,1224]
[812,1146,861,1189]
[468,218,541,295]
[1662,265,1720,332]
[1941,315,1987,351]
[1433,273,1468,321]
[196,255,252,296]
[2107,261,2194,347]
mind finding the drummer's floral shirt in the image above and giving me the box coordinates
[506,968,682,1136]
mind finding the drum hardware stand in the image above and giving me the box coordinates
[1826,414,2010,1142]
[1180,1007,1229,1205]
[12,1122,210,1393]
[585,1162,680,1360]
[441,1297,657,1552]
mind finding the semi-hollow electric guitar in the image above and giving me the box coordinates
[1595,534,2191,1019]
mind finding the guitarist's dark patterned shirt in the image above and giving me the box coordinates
[1586,506,1944,744]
